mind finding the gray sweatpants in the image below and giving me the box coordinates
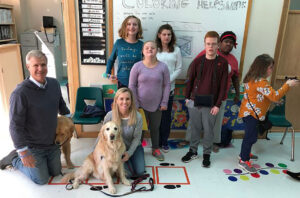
[188,106,217,155]
[144,109,162,149]
[185,100,226,144]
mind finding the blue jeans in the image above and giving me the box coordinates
[159,93,174,147]
[117,81,127,89]
[12,145,61,184]
[124,145,145,177]
[240,115,259,161]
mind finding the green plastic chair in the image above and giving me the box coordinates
[267,96,295,161]
[72,87,104,125]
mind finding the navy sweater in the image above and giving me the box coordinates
[9,77,70,149]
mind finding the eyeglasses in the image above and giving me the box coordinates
[205,42,218,47]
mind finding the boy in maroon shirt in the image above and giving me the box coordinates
[181,31,228,167]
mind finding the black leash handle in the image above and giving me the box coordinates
[65,180,74,191]
[92,177,154,197]
[65,176,154,197]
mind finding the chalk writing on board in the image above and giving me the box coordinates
[122,0,190,9]
[197,0,247,10]
[177,36,193,57]
[121,0,246,10]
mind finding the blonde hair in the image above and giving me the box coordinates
[118,15,143,39]
[112,88,137,126]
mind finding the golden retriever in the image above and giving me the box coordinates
[61,121,130,194]
[56,116,75,169]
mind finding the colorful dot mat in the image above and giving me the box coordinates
[223,162,288,182]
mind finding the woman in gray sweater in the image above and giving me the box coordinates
[103,87,145,177]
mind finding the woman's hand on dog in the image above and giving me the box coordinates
[122,152,129,162]
[19,150,36,168]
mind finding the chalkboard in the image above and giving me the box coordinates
[111,0,252,78]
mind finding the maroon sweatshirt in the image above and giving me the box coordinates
[185,54,228,107]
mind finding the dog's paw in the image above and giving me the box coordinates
[108,186,117,194]
[122,178,131,186]
[66,163,74,169]
[73,182,80,189]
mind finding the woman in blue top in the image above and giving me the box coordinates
[106,15,144,88]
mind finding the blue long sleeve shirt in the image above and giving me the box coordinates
[9,77,70,149]
[106,39,143,86]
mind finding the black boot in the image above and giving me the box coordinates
[0,150,18,170]
[202,154,211,168]
[286,171,300,181]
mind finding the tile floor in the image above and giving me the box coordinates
[0,132,300,198]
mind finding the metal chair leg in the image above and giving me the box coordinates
[280,127,288,144]
[290,127,295,161]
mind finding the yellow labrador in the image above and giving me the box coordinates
[56,116,75,169]
[61,121,130,194]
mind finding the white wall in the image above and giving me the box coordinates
[242,0,284,80]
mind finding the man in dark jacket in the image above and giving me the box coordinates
[181,31,228,167]
[0,50,70,184]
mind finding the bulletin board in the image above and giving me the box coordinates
[110,0,252,79]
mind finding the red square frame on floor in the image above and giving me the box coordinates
[155,166,190,185]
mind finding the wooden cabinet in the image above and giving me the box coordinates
[0,44,23,115]
[0,4,17,43]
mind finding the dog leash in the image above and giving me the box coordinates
[57,136,72,147]
[65,174,154,197]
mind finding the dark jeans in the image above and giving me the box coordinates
[159,93,174,147]
[117,81,127,89]
[240,115,259,161]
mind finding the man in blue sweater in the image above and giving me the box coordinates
[0,50,70,184]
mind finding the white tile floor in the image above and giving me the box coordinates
[1,132,300,198]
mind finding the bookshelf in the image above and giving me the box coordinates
[0,4,17,43]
